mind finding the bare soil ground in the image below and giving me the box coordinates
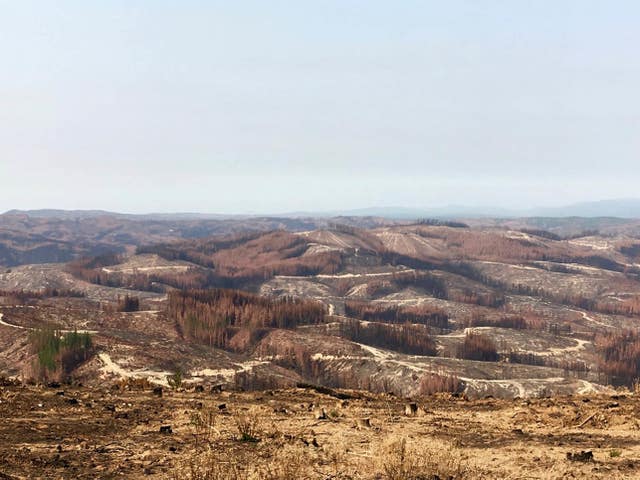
[1,384,639,479]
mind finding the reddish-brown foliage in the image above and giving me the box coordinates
[167,289,326,351]
[338,318,438,356]
[117,294,140,312]
[390,271,447,298]
[411,226,568,263]
[0,288,85,302]
[70,231,344,292]
[505,351,589,372]
[344,301,449,329]
[334,278,357,297]
[595,330,640,386]
[363,280,396,298]
[448,289,506,308]
[517,285,640,317]
[463,267,640,317]
[336,271,447,300]
[456,332,499,362]
[418,372,463,396]
[142,230,342,278]
[210,231,342,278]
[462,313,544,330]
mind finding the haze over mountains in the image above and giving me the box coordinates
[284,199,640,219]
[5,198,640,221]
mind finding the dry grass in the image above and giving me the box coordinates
[376,437,471,480]
[175,406,474,480]
[174,445,318,480]
[234,407,267,443]
[175,436,473,480]
[175,405,315,480]
[189,407,219,448]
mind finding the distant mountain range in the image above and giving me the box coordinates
[5,198,640,220]
[2,209,243,221]
[279,199,640,219]
[527,199,640,218]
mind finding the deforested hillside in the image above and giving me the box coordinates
[0,211,398,267]
[3,221,640,400]
[167,288,326,350]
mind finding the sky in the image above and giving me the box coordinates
[1,1,639,214]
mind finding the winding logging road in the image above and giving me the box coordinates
[0,312,97,334]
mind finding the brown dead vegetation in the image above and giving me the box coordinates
[456,332,499,362]
[337,318,438,356]
[344,300,449,329]
[2,385,638,479]
[168,289,326,351]
[69,231,344,292]
[596,330,640,386]
[462,312,546,330]
[418,372,463,396]
[0,287,85,303]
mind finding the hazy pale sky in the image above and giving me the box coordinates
[1,1,639,214]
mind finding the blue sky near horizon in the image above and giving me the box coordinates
[1,1,639,214]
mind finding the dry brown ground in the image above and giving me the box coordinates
[1,383,639,479]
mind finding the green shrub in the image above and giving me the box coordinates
[29,328,93,381]
[167,368,184,390]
